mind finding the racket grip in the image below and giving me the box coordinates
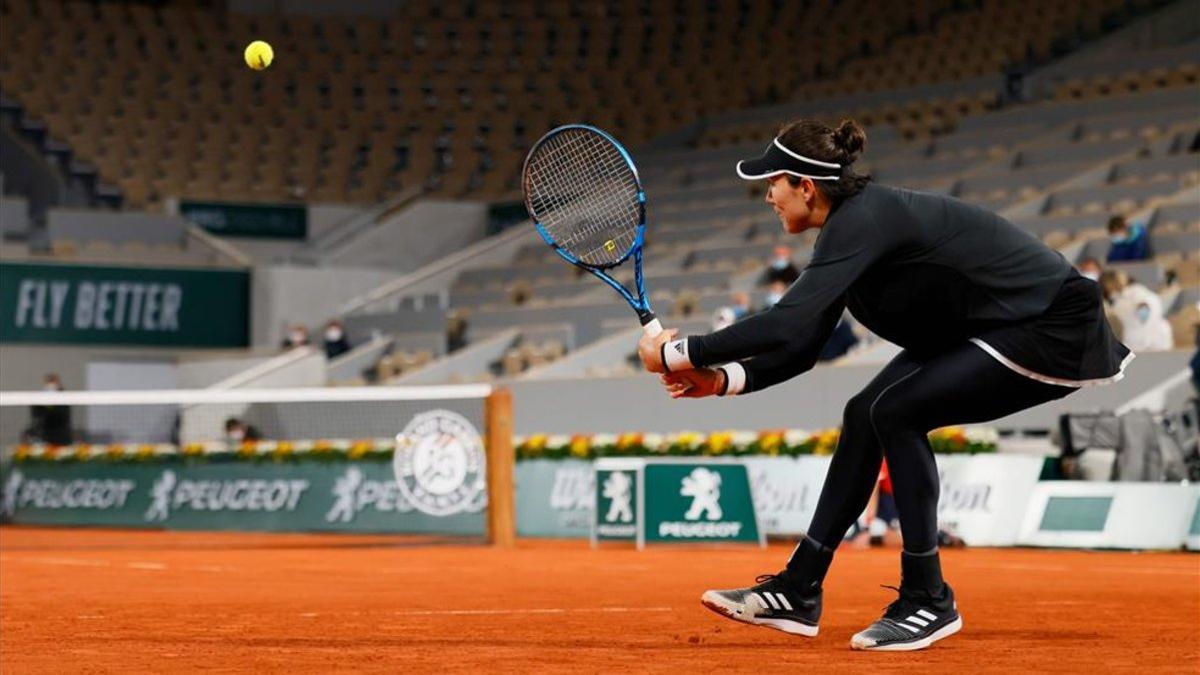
[641,314,663,337]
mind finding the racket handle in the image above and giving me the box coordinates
[641,314,663,337]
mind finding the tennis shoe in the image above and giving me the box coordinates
[850,583,961,651]
[700,572,821,637]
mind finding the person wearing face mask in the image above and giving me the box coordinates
[636,118,1132,652]
[1076,257,1103,282]
[712,292,755,330]
[23,373,72,445]
[282,324,311,350]
[323,320,352,359]
[1099,269,1163,333]
[762,246,800,307]
[1121,301,1173,352]
[1105,215,1149,263]
[224,418,262,444]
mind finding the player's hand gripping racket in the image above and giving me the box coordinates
[522,124,662,337]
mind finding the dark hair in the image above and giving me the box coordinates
[1106,215,1128,233]
[778,118,871,203]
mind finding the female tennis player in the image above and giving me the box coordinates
[637,118,1132,651]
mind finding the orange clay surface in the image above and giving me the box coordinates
[1,527,1197,673]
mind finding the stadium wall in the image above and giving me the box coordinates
[251,264,395,347]
[322,199,490,271]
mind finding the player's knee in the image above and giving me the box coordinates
[842,391,873,427]
[867,392,912,438]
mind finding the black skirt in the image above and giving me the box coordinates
[970,271,1134,387]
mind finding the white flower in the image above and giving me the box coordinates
[784,429,811,446]
[731,431,758,447]
[546,434,572,449]
[643,433,665,449]
[964,426,998,444]
[591,433,618,447]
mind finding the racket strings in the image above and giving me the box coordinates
[525,129,640,267]
[530,133,635,263]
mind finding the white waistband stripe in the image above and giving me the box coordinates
[969,338,1134,388]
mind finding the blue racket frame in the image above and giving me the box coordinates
[523,124,657,327]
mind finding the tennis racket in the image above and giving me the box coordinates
[522,124,662,338]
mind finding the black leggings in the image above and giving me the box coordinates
[805,341,1076,553]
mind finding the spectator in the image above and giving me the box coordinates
[1121,302,1173,353]
[1076,257,1103,282]
[282,324,310,350]
[1106,215,1149,263]
[1099,269,1163,330]
[446,310,469,353]
[711,292,754,331]
[23,373,72,445]
[224,418,262,443]
[761,245,800,307]
[323,320,351,359]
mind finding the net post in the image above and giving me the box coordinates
[484,387,516,547]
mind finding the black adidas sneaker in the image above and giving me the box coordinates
[850,584,962,651]
[700,573,821,637]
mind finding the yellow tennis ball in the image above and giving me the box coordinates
[244,40,274,71]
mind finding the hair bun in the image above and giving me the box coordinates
[832,119,867,163]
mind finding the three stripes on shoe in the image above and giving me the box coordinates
[750,591,793,612]
[890,609,939,634]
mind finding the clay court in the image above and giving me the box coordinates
[0,527,1196,673]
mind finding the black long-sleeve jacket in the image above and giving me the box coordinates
[686,183,1076,393]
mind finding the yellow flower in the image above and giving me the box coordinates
[616,432,644,449]
[313,439,333,454]
[182,443,205,457]
[272,441,295,459]
[136,445,156,460]
[707,431,733,455]
[813,428,840,456]
[758,430,784,455]
[74,444,93,461]
[237,440,259,458]
[14,445,30,462]
[42,445,60,460]
[569,435,591,458]
[348,439,372,459]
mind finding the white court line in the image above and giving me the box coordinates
[396,606,675,617]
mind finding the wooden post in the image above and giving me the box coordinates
[484,387,516,547]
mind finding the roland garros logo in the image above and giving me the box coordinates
[393,410,486,517]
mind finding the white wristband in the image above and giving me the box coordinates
[718,362,746,396]
[661,338,693,372]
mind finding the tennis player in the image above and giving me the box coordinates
[637,118,1132,651]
